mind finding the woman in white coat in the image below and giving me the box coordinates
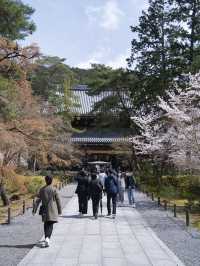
[118,172,126,204]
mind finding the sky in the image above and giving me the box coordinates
[22,0,149,69]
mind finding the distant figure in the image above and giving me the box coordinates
[104,169,119,219]
[98,169,107,189]
[97,164,101,172]
[33,176,62,248]
[126,171,136,208]
[89,173,103,219]
[75,170,89,216]
[118,172,126,204]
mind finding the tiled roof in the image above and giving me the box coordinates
[71,129,132,144]
[71,85,132,115]
[71,137,130,144]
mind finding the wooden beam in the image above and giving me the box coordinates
[86,150,131,155]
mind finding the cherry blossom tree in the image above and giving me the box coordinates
[131,72,200,181]
[130,111,172,185]
[158,73,200,172]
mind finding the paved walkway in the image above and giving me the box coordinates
[0,184,75,266]
[18,194,185,266]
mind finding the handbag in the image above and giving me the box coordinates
[39,205,46,216]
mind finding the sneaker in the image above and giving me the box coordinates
[132,203,136,208]
[106,213,111,216]
[79,212,83,217]
[95,214,98,219]
[45,238,50,247]
[37,239,45,244]
[41,239,49,248]
[112,214,116,219]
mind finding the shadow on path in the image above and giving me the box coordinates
[0,244,35,249]
[60,214,93,219]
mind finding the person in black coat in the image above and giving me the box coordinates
[89,173,103,219]
[75,170,89,216]
[104,169,119,218]
[125,171,136,208]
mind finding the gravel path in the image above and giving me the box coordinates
[0,184,76,266]
[136,191,200,266]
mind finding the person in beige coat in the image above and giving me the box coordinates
[33,176,62,248]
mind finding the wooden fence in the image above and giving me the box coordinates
[143,190,193,227]
[0,181,67,225]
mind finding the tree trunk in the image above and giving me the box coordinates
[152,163,162,192]
[0,184,9,206]
[33,155,37,174]
[131,145,141,172]
[189,1,197,63]
[160,5,167,91]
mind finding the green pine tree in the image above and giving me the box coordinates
[128,0,183,103]
[0,0,36,40]
[169,0,200,72]
[128,0,200,101]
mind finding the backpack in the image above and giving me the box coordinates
[106,176,118,194]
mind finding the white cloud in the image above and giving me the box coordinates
[34,0,58,9]
[77,48,129,69]
[85,0,124,31]
[77,56,100,69]
[130,0,149,11]
[107,50,129,69]
[77,47,110,69]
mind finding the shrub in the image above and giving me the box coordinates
[140,173,200,201]
[159,186,179,199]
[5,173,27,194]
[24,176,45,195]
[161,175,179,187]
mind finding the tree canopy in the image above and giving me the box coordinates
[29,56,73,100]
[127,0,200,106]
[0,0,36,40]
[83,64,140,128]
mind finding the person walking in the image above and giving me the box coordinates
[98,169,107,214]
[104,169,119,219]
[75,169,89,216]
[98,169,107,188]
[126,171,136,208]
[118,172,126,205]
[89,173,103,219]
[33,176,62,248]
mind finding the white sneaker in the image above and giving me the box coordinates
[132,203,136,208]
[37,239,45,244]
[41,239,49,248]
[45,237,50,247]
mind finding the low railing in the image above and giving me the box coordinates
[142,190,196,227]
[0,181,68,225]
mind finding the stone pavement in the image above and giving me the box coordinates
[18,193,185,266]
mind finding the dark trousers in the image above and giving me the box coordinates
[91,196,101,216]
[107,193,117,215]
[44,221,54,239]
[78,193,88,214]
